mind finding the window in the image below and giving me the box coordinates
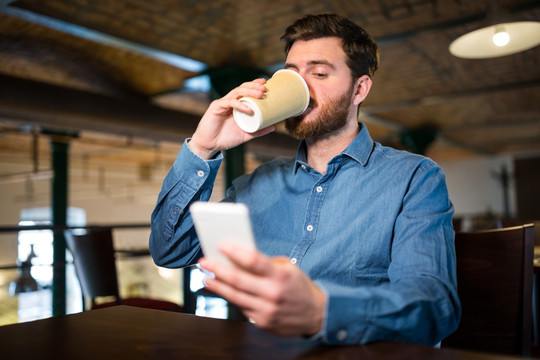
[14,207,86,322]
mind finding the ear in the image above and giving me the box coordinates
[352,75,372,106]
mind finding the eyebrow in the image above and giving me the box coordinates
[284,60,336,70]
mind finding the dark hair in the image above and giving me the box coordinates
[281,14,379,80]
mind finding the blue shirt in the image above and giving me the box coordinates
[149,123,460,346]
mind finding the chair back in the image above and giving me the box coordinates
[443,224,535,356]
[65,228,120,304]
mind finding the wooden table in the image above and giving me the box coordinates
[0,306,523,360]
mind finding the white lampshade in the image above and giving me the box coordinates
[449,21,540,59]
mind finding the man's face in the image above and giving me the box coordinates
[283,37,356,140]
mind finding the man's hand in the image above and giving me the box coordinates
[198,243,326,337]
[189,78,275,160]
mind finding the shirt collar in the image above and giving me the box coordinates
[293,123,375,174]
[342,123,374,166]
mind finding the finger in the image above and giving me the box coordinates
[245,125,276,139]
[199,256,281,303]
[210,97,251,116]
[238,126,275,144]
[199,256,266,294]
[203,275,268,312]
[252,78,267,85]
[229,98,255,115]
[239,78,267,89]
[218,243,276,276]
[213,96,260,116]
[226,79,266,99]
[228,79,266,95]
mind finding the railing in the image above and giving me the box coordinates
[0,223,152,270]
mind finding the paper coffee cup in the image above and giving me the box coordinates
[233,69,309,133]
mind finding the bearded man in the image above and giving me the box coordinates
[149,13,460,346]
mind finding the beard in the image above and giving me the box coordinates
[285,83,353,140]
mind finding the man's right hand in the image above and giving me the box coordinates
[189,78,276,160]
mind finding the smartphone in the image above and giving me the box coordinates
[190,201,257,267]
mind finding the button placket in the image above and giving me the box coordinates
[288,180,329,266]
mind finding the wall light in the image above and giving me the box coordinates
[449,1,540,59]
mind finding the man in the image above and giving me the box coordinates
[150,14,460,345]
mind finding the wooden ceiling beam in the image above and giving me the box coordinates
[0,74,298,157]
[0,5,207,73]
[374,1,540,45]
[361,79,540,114]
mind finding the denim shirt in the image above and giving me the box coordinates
[149,123,460,346]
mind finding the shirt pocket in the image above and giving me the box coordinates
[352,239,391,286]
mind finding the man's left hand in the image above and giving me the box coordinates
[198,243,326,337]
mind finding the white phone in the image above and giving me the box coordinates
[190,201,257,267]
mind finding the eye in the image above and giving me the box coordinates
[313,72,327,78]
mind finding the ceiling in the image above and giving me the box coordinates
[0,0,539,203]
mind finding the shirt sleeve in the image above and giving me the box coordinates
[316,160,460,346]
[149,139,223,268]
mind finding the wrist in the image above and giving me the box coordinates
[188,138,219,160]
[306,285,326,337]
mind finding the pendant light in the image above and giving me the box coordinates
[449,1,540,59]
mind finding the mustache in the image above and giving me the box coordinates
[299,99,315,118]
[287,98,316,122]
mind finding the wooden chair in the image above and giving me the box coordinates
[442,224,535,356]
[65,227,183,312]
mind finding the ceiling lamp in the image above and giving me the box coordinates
[449,1,540,59]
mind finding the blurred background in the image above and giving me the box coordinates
[0,0,539,325]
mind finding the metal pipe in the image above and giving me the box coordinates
[50,135,69,317]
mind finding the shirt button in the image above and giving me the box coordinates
[290,258,297,264]
[306,225,313,231]
[336,329,348,341]
[316,186,323,193]
[301,165,307,170]
[197,170,205,177]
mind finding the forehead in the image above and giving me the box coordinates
[285,37,347,67]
